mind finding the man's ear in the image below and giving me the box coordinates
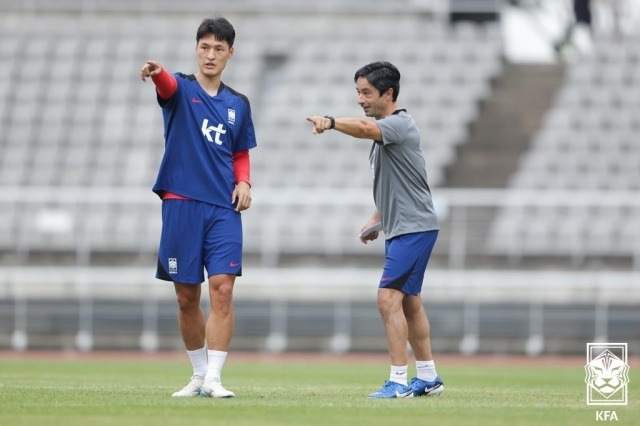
[229,46,234,58]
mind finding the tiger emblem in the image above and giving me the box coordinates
[585,349,630,398]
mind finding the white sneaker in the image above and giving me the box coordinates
[171,375,204,397]
[200,381,235,398]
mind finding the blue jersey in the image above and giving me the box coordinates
[152,73,257,208]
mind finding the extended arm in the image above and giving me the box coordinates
[306,115,382,141]
[140,60,178,99]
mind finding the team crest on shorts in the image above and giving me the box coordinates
[227,108,236,125]
[168,258,178,274]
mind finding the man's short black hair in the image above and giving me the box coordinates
[354,61,401,102]
[196,17,236,47]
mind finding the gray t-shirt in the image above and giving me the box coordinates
[369,109,439,239]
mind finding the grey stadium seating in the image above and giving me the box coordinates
[488,36,640,259]
[0,11,503,261]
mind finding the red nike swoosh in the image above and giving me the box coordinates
[192,97,203,103]
[381,277,392,282]
[230,262,240,267]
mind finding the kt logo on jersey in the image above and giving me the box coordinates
[201,119,226,145]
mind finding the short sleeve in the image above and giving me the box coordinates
[234,102,258,152]
[376,114,409,145]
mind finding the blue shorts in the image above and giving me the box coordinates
[379,230,438,296]
[156,199,243,284]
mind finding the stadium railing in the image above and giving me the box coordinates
[1,186,639,268]
[1,259,638,354]
[1,187,639,354]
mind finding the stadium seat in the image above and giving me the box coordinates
[0,10,503,259]
[489,36,640,258]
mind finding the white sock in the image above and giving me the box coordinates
[186,346,207,379]
[416,360,438,382]
[205,350,228,384]
[390,365,408,386]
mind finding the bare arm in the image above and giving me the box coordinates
[306,115,382,141]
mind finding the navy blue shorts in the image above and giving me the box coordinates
[156,199,243,284]
[379,230,438,296]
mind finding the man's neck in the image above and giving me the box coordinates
[376,103,398,120]
[195,72,222,96]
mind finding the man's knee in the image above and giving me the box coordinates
[209,275,235,314]
[402,295,425,319]
[209,275,234,294]
[175,285,201,311]
[377,289,403,316]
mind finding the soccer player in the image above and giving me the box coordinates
[140,17,256,398]
[307,62,444,399]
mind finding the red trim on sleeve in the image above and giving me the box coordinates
[152,67,178,100]
[232,150,251,187]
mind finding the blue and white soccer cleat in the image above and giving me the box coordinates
[408,376,445,397]
[367,380,414,399]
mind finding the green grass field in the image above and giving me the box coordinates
[0,357,637,426]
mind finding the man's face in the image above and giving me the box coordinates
[356,77,389,120]
[196,34,233,78]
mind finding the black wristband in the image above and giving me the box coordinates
[324,115,335,129]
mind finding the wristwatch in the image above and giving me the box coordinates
[323,115,335,129]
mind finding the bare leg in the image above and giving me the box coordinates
[377,288,409,366]
[174,283,206,350]
[403,293,433,361]
[206,274,236,351]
